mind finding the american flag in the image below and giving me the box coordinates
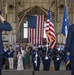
[28,15,45,45]
[45,10,56,48]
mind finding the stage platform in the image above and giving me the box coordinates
[2,61,71,75]
[2,70,71,75]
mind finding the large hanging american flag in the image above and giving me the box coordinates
[45,10,56,48]
[28,15,45,45]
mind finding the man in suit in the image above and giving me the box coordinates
[65,24,74,75]
[0,11,12,75]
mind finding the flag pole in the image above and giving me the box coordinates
[65,0,66,5]
[36,15,38,45]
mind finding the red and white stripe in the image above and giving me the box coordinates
[28,28,36,45]
[46,20,56,48]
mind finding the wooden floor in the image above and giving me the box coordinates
[2,70,71,75]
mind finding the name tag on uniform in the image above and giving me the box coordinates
[45,56,48,60]
[57,58,59,60]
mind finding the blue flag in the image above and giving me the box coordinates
[61,0,70,36]
[47,10,53,23]
[28,16,37,28]
[62,0,70,66]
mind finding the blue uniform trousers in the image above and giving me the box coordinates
[42,58,51,71]
[53,57,61,70]
[70,56,74,75]
[0,55,3,75]
[33,59,40,71]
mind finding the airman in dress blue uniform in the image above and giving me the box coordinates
[65,24,74,75]
[0,12,12,75]
[41,44,52,71]
[31,45,41,71]
[53,43,62,71]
